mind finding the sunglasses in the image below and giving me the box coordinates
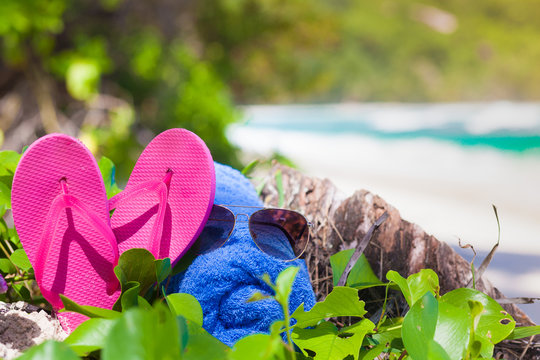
[193,205,313,261]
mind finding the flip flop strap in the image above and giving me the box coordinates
[35,193,119,309]
[109,171,172,257]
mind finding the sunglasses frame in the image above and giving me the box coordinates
[202,204,313,262]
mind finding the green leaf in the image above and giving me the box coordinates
[17,340,80,360]
[120,281,141,311]
[0,182,11,209]
[434,301,471,359]
[155,257,171,284]
[60,294,122,319]
[102,304,181,360]
[371,318,404,352]
[386,269,439,307]
[138,295,153,311]
[292,287,367,328]
[12,282,31,301]
[470,334,494,359]
[441,288,515,344]
[230,334,288,360]
[275,169,284,208]
[0,258,16,274]
[255,180,266,197]
[269,320,286,337]
[10,248,32,272]
[183,328,228,360]
[0,150,21,175]
[330,249,382,287]
[64,318,117,356]
[274,266,299,305]
[292,319,374,360]
[402,292,450,360]
[247,291,272,303]
[115,248,158,295]
[506,325,540,340]
[166,293,204,326]
[0,150,20,199]
[241,159,260,176]
[98,156,122,198]
[358,343,386,360]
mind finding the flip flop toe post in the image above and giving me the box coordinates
[12,134,120,332]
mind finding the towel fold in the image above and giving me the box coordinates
[169,163,316,346]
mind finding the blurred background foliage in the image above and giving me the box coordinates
[1,0,539,180]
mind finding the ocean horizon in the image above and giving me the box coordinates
[239,102,540,153]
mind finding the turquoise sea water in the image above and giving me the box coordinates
[242,102,540,154]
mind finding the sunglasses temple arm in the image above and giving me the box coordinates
[336,211,389,287]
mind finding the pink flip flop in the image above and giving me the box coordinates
[11,134,120,332]
[110,128,215,263]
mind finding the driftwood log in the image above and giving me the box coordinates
[256,163,539,359]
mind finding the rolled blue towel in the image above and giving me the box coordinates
[168,163,316,346]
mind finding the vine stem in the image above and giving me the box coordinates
[0,240,12,258]
[281,301,297,360]
[0,240,21,274]
[4,275,34,283]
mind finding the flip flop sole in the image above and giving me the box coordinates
[12,134,119,332]
[111,129,215,263]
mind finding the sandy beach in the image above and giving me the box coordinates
[229,125,540,322]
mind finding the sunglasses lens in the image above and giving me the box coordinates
[249,209,309,261]
[193,205,235,254]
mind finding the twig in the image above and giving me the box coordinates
[328,218,346,246]
[496,297,540,305]
[311,275,333,284]
[467,205,501,287]
[458,238,477,288]
[519,335,535,360]
[337,212,389,287]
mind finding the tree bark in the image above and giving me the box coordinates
[257,163,534,328]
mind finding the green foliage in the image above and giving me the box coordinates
[0,150,38,304]
[1,0,241,183]
[387,269,440,307]
[402,292,451,360]
[102,304,182,360]
[441,288,516,344]
[64,318,117,356]
[17,340,79,360]
[9,248,31,272]
[2,153,540,359]
[292,287,367,328]
[257,266,301,358]
[196,0,540,102]
[113,249,160,304]
[330,250,382,288]
[59,295,121,319]
[506,325,540,340]
[293,320,374,360]
[97,156,122,199]
[229,334,288,360]
[166,293,203,325]
[11,249,540,360]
